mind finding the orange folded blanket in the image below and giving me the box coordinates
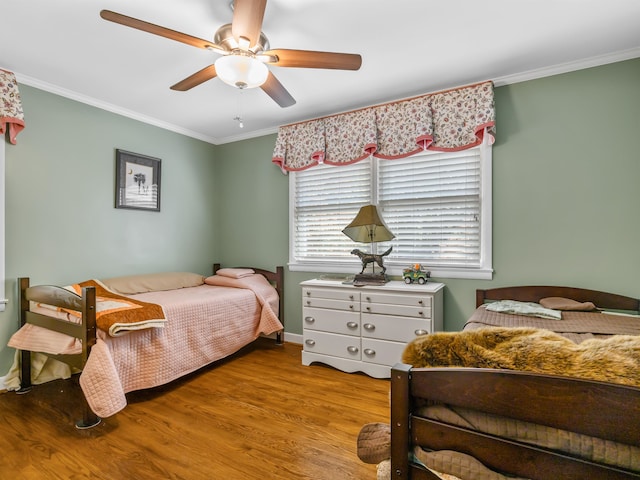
[66,279,166,336]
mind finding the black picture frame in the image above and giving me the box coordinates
[115,149,161,212]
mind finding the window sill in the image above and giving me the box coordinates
[289,261,493,280]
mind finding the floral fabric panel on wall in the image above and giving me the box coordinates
[0,69,26,145]
[272,81,495,173]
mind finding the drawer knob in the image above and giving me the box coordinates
[365,296,371,302]
[304,316,315,324]
[418,311,424,316]
[418,300,424,305]
[415,329,428,336]
[364,348,376,356]
[349,295,354,300]
[349,304,354,309]
[306,300,311,306]
[363,323,375,331]
[306,291,311,296]
[346,321,358,329]
[305,339,316,346]
[365,306,371,311]
[347,346,359,354]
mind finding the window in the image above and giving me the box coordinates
[289,138,493,279]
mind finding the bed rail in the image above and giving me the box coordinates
[391,363,640,479]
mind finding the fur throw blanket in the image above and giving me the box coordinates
[402,327,640,387]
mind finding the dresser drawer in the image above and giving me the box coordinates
[303,287,360,302]
[361,338,406,366]
[300,279,444,378]
[303,330,361,360]
[362,302,431,318]
[361,313,431,342]
[303,297,360,312]
[303,307,360,335]
[362,292,431,308]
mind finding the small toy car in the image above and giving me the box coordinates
[402,264,431,284]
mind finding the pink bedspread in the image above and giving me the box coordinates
[10,275,283,418]
[81,277,282,417]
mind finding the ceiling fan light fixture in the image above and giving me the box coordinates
[215,54,268,89]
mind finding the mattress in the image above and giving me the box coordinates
[464,305,640,343]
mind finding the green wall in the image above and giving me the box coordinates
[2,57,639,376]
[1,85,219,373]
[216,58,640,337]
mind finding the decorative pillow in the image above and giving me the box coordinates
[214,268,255,279]
[100,272,204,294]
[539,296,597,311]
[485,300,562,320]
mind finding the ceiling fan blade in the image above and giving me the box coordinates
[100,10,223,52]
[231,0,267,48]
[170,65,218,91]
[261,71,296,108]
[262,49,362,70]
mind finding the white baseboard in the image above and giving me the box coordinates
[283,332,302,344]
[261,331,302,344]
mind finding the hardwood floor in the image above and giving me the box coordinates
[0,339,390,479]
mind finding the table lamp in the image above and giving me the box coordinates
[342,204,395,285]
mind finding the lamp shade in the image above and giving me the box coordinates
[215,54,269,89]
[342,205,395,243]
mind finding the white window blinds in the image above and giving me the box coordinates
[293,159,372,260]
[290,143,492,279]
[377,149,481,267]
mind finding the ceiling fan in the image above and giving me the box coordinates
[100,0,362,108]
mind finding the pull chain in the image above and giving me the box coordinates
[234,89,244,128]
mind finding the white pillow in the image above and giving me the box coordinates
[214,268,255,279]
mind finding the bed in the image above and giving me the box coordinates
[7,264,284,428]
[385,286,640,480]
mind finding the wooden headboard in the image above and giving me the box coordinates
[476,285,640,312]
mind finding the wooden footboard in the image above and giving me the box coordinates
[391,364,640,479]
[18,277,100,428]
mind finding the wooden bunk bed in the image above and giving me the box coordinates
[12,263,284,428]
[389,285,640,480]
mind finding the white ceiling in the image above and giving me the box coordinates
[2,0,639,145]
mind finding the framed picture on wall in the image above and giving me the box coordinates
[115,149,161,212]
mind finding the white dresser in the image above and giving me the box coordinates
[300,279,444,378]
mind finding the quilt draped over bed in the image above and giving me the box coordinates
[6,274,283,418]
[79,274,282,417]
[69,279,166,336]
[465,305,640,343]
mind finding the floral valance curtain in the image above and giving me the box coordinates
[272,81,495,172]
[0,69,25,145]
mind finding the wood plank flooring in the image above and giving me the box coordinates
[0,339,390,479]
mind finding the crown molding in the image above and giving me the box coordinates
[13,47,640,146]
[13,73,222,145]
[492,47,640,87]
